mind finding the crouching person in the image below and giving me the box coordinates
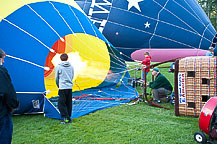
[55,53,74,124]
[147,67,173,103]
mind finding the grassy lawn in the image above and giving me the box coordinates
[12,62,200,144]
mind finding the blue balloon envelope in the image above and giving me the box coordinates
[0,0,137,119]
[75,0,217,61]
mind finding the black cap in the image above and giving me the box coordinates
[0,49,6,58]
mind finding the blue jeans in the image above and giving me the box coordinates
[0,114,13,144]
[141,71,148,80]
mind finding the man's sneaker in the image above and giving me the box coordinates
[60,120,67,124]
[153,100,161,104]
[160,97,170,103]
[60,118,71,124]
[165,97,170,103]
[68,119,72,123]
[137,97,142,102]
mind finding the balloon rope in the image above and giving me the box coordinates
[149,0,170,48]
[6,54,49,70]
[152,0,199,35]
[21,0,64,42]
[0,17,54,52]
[177,0,215,36]
[63,2,127,67]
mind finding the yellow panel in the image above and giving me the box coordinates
[0,0,83,21]
[44,33,110,98]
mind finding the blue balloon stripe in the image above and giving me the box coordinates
[173,0,207,28]
[75,0,216,54]
[80,1,202,38]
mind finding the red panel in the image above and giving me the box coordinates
[199,97,217,134]
[44,37,66,77]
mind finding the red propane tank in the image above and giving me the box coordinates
[199,97,217,134]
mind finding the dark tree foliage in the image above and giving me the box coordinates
[197,0,217,30]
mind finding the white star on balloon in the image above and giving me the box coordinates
[127,0,144,12]
[144,22,150,28]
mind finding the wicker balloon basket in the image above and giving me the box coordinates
[174,56,217,117]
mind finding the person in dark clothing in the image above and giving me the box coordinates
[55,53,74,124]
[0,49,19,143]
[148,67,173,103]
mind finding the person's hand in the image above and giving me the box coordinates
[146,82,149,85]
[134,60,141,62]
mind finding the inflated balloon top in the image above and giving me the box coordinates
[75,0,217,61]
[0,0,137,119]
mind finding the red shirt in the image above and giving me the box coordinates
[141,56,151,72]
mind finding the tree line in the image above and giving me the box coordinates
[197,0,217,30]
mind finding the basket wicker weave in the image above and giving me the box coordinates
[175,56,216,117]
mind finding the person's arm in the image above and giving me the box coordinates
[5,86,19,112]
[148,76,163,89]
[134,60,142,63]
[133,60,142,66]
[134,63,140,66]
[55,66,60,88]
[141,59,147,65]
[71,66,74,81]
[0,68,19,112]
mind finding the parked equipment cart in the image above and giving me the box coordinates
[194,97,217,144]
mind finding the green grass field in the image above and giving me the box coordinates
[12,62,200,144]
